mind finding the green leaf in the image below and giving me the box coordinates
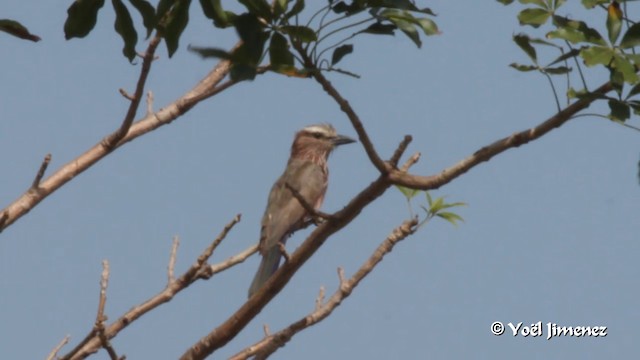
[425,191,433,206]
[543,65,571,74]
[156,0,173,23]
[0,19,41,42]
[608,99,630,121]
[549,16,607,46]
[613,55,639,84]
[429,196,445,213]
[229,15,269,80]
[112,0,138,62]
[128,0,155,38]
[627,100,640,115]
[581,0,608,9]
[164,0,191,57]
[513,33,537,63]
[626,83,640,99]
[285,0,305,20]
[519,0,547,8]
[547,48,580,67]
[199,0,235,28]
[376,9,438,47]
[517,8,551,28]
[274,0,288,18]
[606,1,622,44]
[269,32,294,67]
[396,185,420,200]
[436,212,465,227]
[620,22,640,49]
[331,44,353,66]
[360,22,396,35]
[188,45,232,59]
[280,25,317,42]
[553,0,566,10]
[416,18,438,36]
[64,0,106,39]
[238,0,272,21]
[393,17,421,47]
[509,63,538,71]
[580,46,613,67]
[497,0,515,4]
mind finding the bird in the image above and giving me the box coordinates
[248,124,356,298]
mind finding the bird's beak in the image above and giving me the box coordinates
[332,134,357,146]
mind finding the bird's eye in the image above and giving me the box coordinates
[312,132,323,139]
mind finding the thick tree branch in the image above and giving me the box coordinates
[389,82,614,190]
[0,44,243,234]
[62,215,243,360]
[229,218,418,360]
[179,175,393,360]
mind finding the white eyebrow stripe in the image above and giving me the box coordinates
[303,125,334,136]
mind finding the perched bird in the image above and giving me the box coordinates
[248,124,355,297]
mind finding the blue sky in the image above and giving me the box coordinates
[1,1,639,359]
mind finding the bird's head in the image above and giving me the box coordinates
[291,124,356,161]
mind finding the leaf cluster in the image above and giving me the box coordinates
[500,0,640,122]
[396,186,466,228]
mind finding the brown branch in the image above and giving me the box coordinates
[168,236,180,284]
[400,152,421,173]
[284,182,334,220]
[197,243,259,279]
[229,218,418,360]
[179,175,392,360]
[118,88,134,101]
[389,135,412,167]
[93,260,123,360]
[31,153,51,189]
[61,215,242,360]
[292,43,389,174]
[46,335,70,360]
[105,34,162,149]
[145,91,154,117]
[0,43,243,234]
[389,82,614,190]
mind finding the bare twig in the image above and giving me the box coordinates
[1,43,242,234]
[118,88,134,101]
[31,153,51,189]
[168,236,180,284]
[230,218,418,360]
[92,260,123,360]
[278,242,291,263]
[146,91,154,117]
[61,215,243,360]
[389,135,413,167]
[400,152,421,173]
[315,286,325,311]
[284,182,334,220]
[46,335,70,360]
[198,244,259,279]
[105,35,163,149]
[292,43,389,174]
[388,82,614,190]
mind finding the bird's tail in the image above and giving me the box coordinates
[248,247,281,298]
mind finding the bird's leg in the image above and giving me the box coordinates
[278,242,291,263]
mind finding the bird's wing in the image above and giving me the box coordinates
[260,159,327,253]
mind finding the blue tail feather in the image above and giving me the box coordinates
[248,247,281,298]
